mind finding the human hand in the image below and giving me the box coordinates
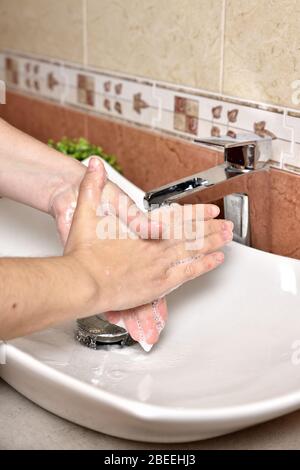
[48,159,170,350]
[64,157,232,318]
[104,200,228,350]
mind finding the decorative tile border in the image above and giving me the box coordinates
[1,49,300,173]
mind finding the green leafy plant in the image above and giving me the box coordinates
[48,137,122,173]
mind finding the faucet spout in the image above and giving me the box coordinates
[144,163,235,208]
[143,134,272,210]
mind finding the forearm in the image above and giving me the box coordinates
[0,118,85,213]
[0,256,94,340]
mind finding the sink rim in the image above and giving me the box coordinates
[5,333,300,425]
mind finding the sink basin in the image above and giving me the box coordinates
[1,160,300,443]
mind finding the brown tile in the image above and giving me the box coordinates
[227,109,238,123]
[185,116,198,135]
[133,93,149,114]
[270,168,300,259]
[0,91,88,143]
[174,96,186,114]
[77,74,95,106]
[185,99,199,118]
[227,130,237,139]
[114,102,122,114]
[86,90,95,107]
[115,83,122,95]
[211,126,220,137]
[87,113,220,191]
[77,74,86,89]
[47,73,59,91]
[254,121,277,139]
[103,98,111,111]
[212,105,222,119]
[5,57,19,85]
[173,112,186,133]
[104,81,111,92]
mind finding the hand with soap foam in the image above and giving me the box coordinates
[50,157,230,351]
[64,158,232,349]
[0,119,231,344]
[103,201,226,351]
[52,158,228,351]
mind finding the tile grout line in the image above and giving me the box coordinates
[218,0,227,95]
[82,0,89,138]
[82,0,88,67]
[280,109,296,169]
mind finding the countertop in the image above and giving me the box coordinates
[1,379,300,450]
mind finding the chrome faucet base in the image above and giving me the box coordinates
[224,193,250,246]
[144,133,272,248]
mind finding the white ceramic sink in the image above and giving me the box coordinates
[1,161,300,443]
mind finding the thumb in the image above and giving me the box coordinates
[74,157,107,220]
[64,157,106,250]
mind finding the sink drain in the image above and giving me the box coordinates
[75,315,136,349]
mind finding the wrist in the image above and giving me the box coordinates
[63,251,107,317]
[47,159,85,217]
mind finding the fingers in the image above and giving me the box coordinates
[150,203,220,227]
[178,218,233,242]
[201,219,233,238]
[100,182,220,241]
[105,311,121,325]
[199,228,233,253]
[105,298,168,350]
[150,203,224,242]
[100,181,162,238]
[204,204,220,219]
[172,203,220,221]
[165,251,225,289]
[167,220,233,258]
[129,298,167,346]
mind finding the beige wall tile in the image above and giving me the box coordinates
[0,0,84,63]
[224,0,300,108]
[87,0,223,92]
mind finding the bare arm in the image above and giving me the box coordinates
[0,118,155,244]
[0,117,84,214]
[0,256,92,340]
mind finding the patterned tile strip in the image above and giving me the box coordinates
[1,49,300,172]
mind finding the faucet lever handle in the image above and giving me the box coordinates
[195,133,272,171]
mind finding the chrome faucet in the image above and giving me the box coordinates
[144,133,273,246]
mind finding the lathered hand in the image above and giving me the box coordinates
[52,156,232,351]
[105,201,232,350]
[64,158,232,326]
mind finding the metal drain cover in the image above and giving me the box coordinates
[75,314,136,349]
